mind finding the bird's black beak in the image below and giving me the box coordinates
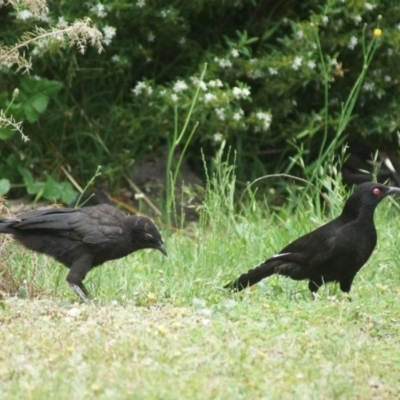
[158,243,168,257]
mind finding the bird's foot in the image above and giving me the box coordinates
[68,283,90,305]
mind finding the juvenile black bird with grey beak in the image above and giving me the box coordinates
[0,204,167,304]
[225,182,400,296]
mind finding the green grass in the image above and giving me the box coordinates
[1,188,400,399]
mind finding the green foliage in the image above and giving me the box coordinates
[18,167,76,203]
[10,77,63,124]
[1,1,400,202]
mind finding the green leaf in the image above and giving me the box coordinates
[0,178,10,195]
[17,77,63,123]
[0,126,16,140]
[17,167,44,195]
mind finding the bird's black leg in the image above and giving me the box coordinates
[68,283,90,305]
[66,254,94,304]
[339,276,355,301]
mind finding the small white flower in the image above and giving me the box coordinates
[231,49,239,58]
[348,36,358,50]
[321,16,329,25]
[56,16,68,28]
[307,60,316,69]
[132,81,147,96]
[179,37,186,45]
[102,25,117,46]
[215,108,225,121]
[233,108,244,121]
[37,13,51,23]
[136,0,146,7]
[330,58,338,67]
[384,75,391,82]
[232,87,250,99]
[256,111,272,131]
[90,3,107,18]
[111,55,120,62]
[214,57,232,68]
[364,2,375,10]
[171,93,178,102]
[363,82,375,92]
[296,30,304,39]
[208,79,223,88]
[292,56,302,70]
[17,10,33,20]
[352,15,362,24]
[213,133,223,142]
[204,93,216,103]
[148,33,155,42]
[397,23,400,31]
[173,80,188,92]
[268,67,278,75]
[190,77,207,90]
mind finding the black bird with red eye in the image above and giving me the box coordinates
[225,182,400,297]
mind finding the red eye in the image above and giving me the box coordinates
[373,188,381,196]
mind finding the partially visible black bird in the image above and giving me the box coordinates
[225,182,400,296]
[0,204,167,304]
[68,190,113,208]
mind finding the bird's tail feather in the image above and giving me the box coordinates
[0,217,20,234]
[225,261,276,292]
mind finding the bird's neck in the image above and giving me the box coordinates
[341,199,376,222]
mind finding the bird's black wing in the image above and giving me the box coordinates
[67,206,124,244]
[14,206,124,245]
[271,218,342,267]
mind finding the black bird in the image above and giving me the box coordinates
[225,182,400,296]
[0,204,167,304]
[68,190,113,208]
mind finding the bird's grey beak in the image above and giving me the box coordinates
[386,186,400,196]
[158,243,168,257]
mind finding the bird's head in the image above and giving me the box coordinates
[130,216,167,256]
[351,182,400,208]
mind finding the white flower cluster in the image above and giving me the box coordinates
[89,3,107,18]
[213,57,232,68]
[190,76,207,90]
[17,9,50,22]
[173,80,188,92]
[102,25,116,46]
[132,81,153,96]
[292,56,302,70]
[256,111,272,131]
[233,108,244,121]
[232,87,251,99]
[204,93,217,103]
[208,79,223,88]
[348,36,358,50]
[215,108,225,121]
[213,133,223,142]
